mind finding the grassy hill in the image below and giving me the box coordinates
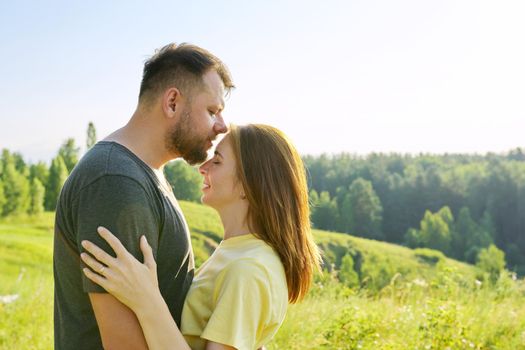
[1,201,524,349]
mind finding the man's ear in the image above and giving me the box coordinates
[161,87,182,118]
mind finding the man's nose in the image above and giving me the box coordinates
[213,114,228,134]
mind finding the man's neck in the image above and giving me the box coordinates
[104,110,177,170]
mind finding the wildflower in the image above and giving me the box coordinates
[475,280,482,287]
[413,278,428,287]
[0,294,19,304]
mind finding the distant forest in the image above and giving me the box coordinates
[303,150,525,275]
[1,122,523,274]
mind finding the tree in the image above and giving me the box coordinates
[339,254,359,288]
[309,189,319,205]
[0,179,6,215]
[310,190,338,231]
[505,243,525,275]
[476,244,506,284]
[12,152,28,176]
[29,161,49,185]
[507,147,525,161]
[28,178,45,215]
[340,178,383,239]
[466,212,493,263]
[58,138,80,172]
[451,207,492,262]
[45,155,69,211]
[451,207,473,259]
[437,206,454,228]
[164,160,202,202]
[336,186,352,233]
[405,228,421,248]
[405,207,453,255]
[1,149,12,171]
[1,162,30,216]
[86,122,97,150]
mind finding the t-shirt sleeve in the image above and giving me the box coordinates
[73,175,161,293]
[200,259,272,350]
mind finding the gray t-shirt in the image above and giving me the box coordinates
[53,141,194,350]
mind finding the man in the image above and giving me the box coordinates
[54,43,234,349]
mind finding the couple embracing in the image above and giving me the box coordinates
[54,43,321,350]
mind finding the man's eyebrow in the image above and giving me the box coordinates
[211,102,224,113]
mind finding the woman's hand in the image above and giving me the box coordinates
[81,226,161,312]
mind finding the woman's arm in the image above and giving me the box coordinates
[81,227,237,350]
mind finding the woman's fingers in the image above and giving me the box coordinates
[97,226,128,258]
[80,252,107,275]
[81,239,116,267]
[140,235,156,270]
[83,267,111,290]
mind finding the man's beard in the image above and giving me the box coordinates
[165,109,210,165]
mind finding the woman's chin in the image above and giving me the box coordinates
[201,198,222,213]
[200,196,212,207]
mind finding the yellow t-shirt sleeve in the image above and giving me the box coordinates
[200,258,271,350]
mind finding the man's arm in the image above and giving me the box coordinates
[74,175,160,348]
[89,293,149,350]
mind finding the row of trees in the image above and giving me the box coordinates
[0,123,96,216]
[305,151,525,274]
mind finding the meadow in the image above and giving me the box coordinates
[1,201,524,349]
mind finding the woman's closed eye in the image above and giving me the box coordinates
[211,154,222,165]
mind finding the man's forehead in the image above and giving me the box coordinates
[201,72,226,106]
[204,89,226,111]
[203,70,224,91]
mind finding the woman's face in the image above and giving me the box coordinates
[198,135,244,210]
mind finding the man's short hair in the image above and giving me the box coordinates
[139,43,234,104]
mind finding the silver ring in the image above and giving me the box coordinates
[99,266,105,275]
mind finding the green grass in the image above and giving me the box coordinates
[0,213,54,349]
[1,203,525,349]
[270,268,525,349]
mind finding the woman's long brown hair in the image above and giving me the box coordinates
[229,124,321,303]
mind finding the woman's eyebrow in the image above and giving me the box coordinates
[214,150,224,158]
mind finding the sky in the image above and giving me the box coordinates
[1,0,524,163]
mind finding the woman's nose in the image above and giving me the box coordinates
[199,163,207,175]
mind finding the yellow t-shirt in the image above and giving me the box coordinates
[181,234,288,350]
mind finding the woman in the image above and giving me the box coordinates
[80,124,321,350]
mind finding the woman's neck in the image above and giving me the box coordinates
[217,203,251,240]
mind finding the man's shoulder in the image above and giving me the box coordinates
[58,142,157,207]
[70,142,152,186]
